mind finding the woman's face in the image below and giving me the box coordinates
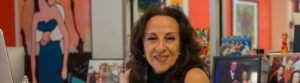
[242,71,248,80]
[143,15,180,74]
[286,60,293,70]
[293,72,300,83]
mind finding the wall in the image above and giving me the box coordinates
[271,0,289,50]
[226,0,271,52]
[0,0,15,46]
[91,0,124,59]
[189,0,210,28]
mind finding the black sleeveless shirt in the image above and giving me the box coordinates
[149,67,195,83]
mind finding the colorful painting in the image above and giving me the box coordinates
[87,60,124,83]
[18,0,91,83]
[270,55,300,83]
[194,28,210,63]
[232,0,258,49]
[166,0,189,16]
[220,35,252,56]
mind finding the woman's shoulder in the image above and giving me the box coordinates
[184,68,209,83]
[120,69,131,83]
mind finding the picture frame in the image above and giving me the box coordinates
[269,54,300,83]
[213,56,261,83]
[86,59,124,83]
[131,0,189,28]
[132,0,165,27]
[232,0,258,49]
[295,0,300,12]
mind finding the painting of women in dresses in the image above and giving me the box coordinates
[270,55,300,83]
[18,0,91,82]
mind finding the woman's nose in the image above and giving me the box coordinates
[156,40,167,53]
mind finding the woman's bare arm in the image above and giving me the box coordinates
[185,68,210,83]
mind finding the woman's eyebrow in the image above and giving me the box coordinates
[166,32,177,35]
[145,33,157,36]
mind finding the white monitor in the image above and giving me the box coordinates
[0,29,13,83]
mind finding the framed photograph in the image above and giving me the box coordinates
[131,0,189,27]
[86,59,124,83]
[132,0,165,26]
[269,54,300,83]
[232,0,258,49]
[213,56,261,83]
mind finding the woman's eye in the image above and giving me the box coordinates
[166,37,175,40]
[147,37,157,40]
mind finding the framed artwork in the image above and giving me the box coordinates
[232,0,258,49]
[87,59,124,83]
[19,0,92,82]
[269,54,300,83]
[132,0,165,25]
[213,56,261,83]
[295,0,300,12]
[131,0,189,27]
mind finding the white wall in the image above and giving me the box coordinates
[271,0,289,50]
[92,0,125,59]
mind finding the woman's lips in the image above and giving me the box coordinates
[154,55,169,63]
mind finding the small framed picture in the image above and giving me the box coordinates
[269,54,300,83]
[86,59,124,83]
[131,0,189,28]
[232,0,258,49]
[213,56,261,83]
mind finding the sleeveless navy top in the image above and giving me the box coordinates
[37,19,57,31]
[149,67,196,83]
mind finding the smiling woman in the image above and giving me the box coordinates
[121,7,209,83]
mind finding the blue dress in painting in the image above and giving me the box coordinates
[37,19,63,83]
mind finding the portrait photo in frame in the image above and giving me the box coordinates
[213,56,261,83]
[269,54,300,83]
[86,59,124,83]
[232,0,258,49]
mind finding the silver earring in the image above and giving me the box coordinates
[179,52,181,55]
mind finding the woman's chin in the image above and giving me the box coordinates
[153,66,169,74]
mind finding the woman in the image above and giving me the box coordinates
[239,70,251,83]
[98,63,108,83]
[271,66,285,83]
[121,7,209,83]
[31,0,69,83]
[288,71,300,83]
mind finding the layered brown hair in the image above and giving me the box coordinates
[127,7,208,83]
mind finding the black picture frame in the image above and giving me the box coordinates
[295,0,300,12]
[213,56,261,83]
[86,59,124,83]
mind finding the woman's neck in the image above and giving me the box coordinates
[38,0,50,11]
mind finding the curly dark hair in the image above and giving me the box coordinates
[126,7,208,83]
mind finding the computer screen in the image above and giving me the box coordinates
[0,29,13,83]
